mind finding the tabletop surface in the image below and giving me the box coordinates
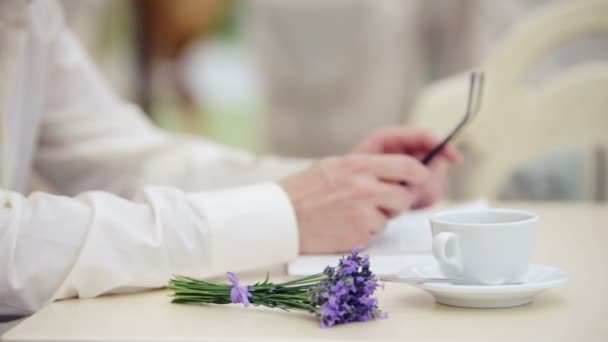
[3,202,608,341]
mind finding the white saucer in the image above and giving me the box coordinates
[398,264,568,308]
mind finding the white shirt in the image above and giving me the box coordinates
[0,0,305,316]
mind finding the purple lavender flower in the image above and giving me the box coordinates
[309,249,385,327]
[170,249,385,328]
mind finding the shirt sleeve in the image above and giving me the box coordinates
[0,183,299,317]
[35,21,308,198]
[0,4,305,318]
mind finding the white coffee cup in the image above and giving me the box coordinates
[429,208,537,285]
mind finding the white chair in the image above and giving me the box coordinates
[409,0,608,201]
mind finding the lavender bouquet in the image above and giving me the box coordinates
[168,250,386,327]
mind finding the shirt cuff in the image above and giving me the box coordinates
[188,183,299,275]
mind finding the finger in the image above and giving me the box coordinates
[373,183,413,218]
[413,131,462,164]
[410,187,437,210]
[429,158,450,179]
[365,127,432,153]
[368,210,389,236]
[411,160,449,209]
[436,145,462,164]
[354,127,411,154]
[354,126,463,164]
[361,154,431,185]
[376,128,462,163]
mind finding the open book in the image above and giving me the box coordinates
[287,200,488,276]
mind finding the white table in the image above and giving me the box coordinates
[3,202,608,341]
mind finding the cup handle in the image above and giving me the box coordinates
[432,232,463,275]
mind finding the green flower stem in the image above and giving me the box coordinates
[274,274,326,286]
[169,272,330,318]
[169,278,321,313]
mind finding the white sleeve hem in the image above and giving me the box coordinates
[188,183,299,275]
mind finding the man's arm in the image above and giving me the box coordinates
[0,0,299,318]
[0,184,298,316]
[35,25,306,197]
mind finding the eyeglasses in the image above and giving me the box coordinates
[422,70,484,165]
[401,70,484,186]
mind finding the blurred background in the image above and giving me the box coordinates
[60,0,608,202]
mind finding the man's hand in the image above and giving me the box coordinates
[280,154,430,254]
[353,127,462,209]
[280,126,461,254]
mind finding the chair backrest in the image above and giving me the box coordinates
[470,0,608,199]
[411,0,608,200]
